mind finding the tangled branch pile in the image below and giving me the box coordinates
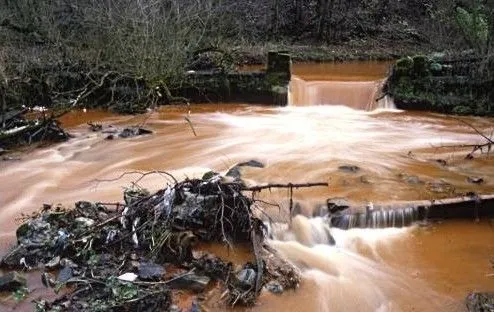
[0,109,70,151]
[1,173,300,311]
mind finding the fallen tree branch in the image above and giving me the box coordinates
[241,182,328,192]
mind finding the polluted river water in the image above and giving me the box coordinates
[1,62,494,311]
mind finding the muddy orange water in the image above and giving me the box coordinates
[1,61,494,311]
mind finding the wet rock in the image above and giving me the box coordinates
[60,258,78,269]
[225,166,241,179]
[0,272,27,291]
[124,188,150,206]
[360,175,372,184]
[237,160,265,168]
[137,262,164,281]
[44,256,61,270]
[237,268,256,289]
[202,171,219,181]
[427,180,454,194]
[405,175,423,184]
[398,173,423,185]
[87,122,103,132]
[265,281,284,294]
[467,176,485,184]
[118,127,152,138]
[58,266,73,282]
[466,292,494,312]
[327,198,350,214]
[435,159,448,166]
[168,274,210,293]
[0,245,29,268]
[74,217,95,227]
[226,160,265,179]
[41,272,57,288]
[169,305,181,312]
[16,218,53,246]
[338,165,360,173]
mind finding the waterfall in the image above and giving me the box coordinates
[288,75,395,110]
[330,206,422,230]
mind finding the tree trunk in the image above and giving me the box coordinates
[317,0,333,41]
[272,0,280,35]
[1,85,6,129]
[295,0,303,26]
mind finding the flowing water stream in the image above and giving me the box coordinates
[1,61,494,311]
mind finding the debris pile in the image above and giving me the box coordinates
[0,109,70,151]
[1,173,301,311]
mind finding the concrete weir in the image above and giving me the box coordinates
[330,194,494,230]
[177,51,291,105]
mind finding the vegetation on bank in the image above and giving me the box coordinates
[387,1,494,116]
[388,54,494,116]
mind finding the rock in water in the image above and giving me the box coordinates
[265,281,284,294]
[0,272,27,291]
[327,198,350,214]
[466,292,494,312]
[338,165,360,173]
[138,262,164,280]
[237,160,264,168]
[226,160,265,179]
[237,268,256,289]
[168,274,210,293]
[467,176,485,184]
[57,266,73,282]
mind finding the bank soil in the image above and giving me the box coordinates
[0,173,300,311]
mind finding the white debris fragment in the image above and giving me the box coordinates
[118,272,138,282]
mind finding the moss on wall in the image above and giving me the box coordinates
[388,55,493,116]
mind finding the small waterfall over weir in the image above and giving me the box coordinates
[330,205,424,230]
[289,75,395,110]
[266,205,426,247]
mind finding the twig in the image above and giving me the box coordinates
[241,182,328,192]
[93,170,178,185]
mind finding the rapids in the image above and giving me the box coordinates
[1,61,494,311]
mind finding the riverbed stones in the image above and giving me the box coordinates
[466,292,494,312]
[0,272,27,291]
[338,165,361,173]
[467,176,485,184]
